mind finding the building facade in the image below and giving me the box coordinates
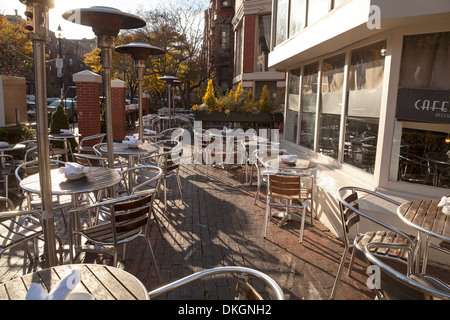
[205,0,236,93]
[269,0,450,263]
[232,0,285,100]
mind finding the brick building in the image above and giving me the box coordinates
[204,0,236,93]
[232,0,285,100]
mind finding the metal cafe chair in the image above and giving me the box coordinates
[136,140,183,212]
[0,196,63,265]
[68,193,162,283]
[0,154,16,199]
[76,133,106,154]
[330,186,416,300]
[364,242,450,300]
[263,170,314,244]
[148,266,284,300]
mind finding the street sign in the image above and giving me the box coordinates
[55,57,63,68]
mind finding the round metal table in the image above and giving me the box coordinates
[0,264,149,300]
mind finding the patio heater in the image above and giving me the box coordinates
[62,7,145,169]
[20,0,58,267]
[115,43,164,140]
[158,76,179,129]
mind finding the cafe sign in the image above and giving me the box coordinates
[396,88,450,124]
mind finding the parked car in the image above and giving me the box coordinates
[27,101,36,122]
[47,97,60,105]
[48,99,77,122]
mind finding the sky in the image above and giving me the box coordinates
[0,0,209,39]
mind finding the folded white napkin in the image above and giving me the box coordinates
[59,162,91,175]
[280,155,298,163]
[144,129,157,135]
[60,129,74,134]
[26,268,81,300]
[438,196,450,215]
[123,136,143,145]
[0,141,8,148]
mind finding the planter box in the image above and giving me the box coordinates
[194,111,282,124]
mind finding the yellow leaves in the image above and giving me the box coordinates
[83,47,102,73]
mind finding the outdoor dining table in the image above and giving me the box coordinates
[0,142,26,155]
[19,166,122,250]
[397,199,450,273]
[0,264,149,300]
[265,158,316,171]
[99,142,158,168]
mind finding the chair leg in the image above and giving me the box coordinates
[263,196,271,238]
[330,246,350,300]
[145,235,162,283]
[254,168,261,204]
[299,201,307,244]
[347,247,356,276]
[163,178,167,212]
[176,173,183,201]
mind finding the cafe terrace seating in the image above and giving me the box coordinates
[330,186,416,299]
[364,242,450,300]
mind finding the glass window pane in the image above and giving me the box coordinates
[344,41,386,172]
[319,54,345,159]
[289,0,306,37]
[333,0,346,9]
[307,0,329,26]
[276,0,288,46]
[256,15,271,72]
[221,24,230,49]
[285,69,300,144]
[300,62,319,149]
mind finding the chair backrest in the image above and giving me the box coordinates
[364,243,450,300]
[153,139,183,173]
[336,186,412,248]
[78,134,106,153]
[110,193,153,245]
[267,172,312,200]
[119,165,163,196]
[15,159,66,181]
[73,153,107,167]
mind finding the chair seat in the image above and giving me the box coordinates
[0,217,42,250]
[355,230,411,260]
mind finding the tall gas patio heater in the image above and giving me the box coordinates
[20,0,58,267]
[115,43,164,140]
[158,76,179,129]
[62,7,145,169]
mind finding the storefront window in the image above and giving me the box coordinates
[289,0,306,38]
[286,68,300,143]
[390,32,450,188]
[276,0,288,46]
[344,41,386,172]
[300,62,319,149]
[256,15,271,72]
[307,0,329,26]
[318,54,345,159]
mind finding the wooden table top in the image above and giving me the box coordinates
[397,199,450,242]
[0,264,149,300]
[20,166,121,196]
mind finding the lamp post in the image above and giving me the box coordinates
[20,0,58,267]
[115,42,164,140]
[158,76,179,129]
[62,6,145,170]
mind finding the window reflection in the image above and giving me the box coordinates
[300,62,319,149]
[319,54,345,159]
[344,41,386,172]
[286,69,300,144]
[276,0,288,46]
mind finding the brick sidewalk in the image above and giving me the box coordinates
[120,163,376,300]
